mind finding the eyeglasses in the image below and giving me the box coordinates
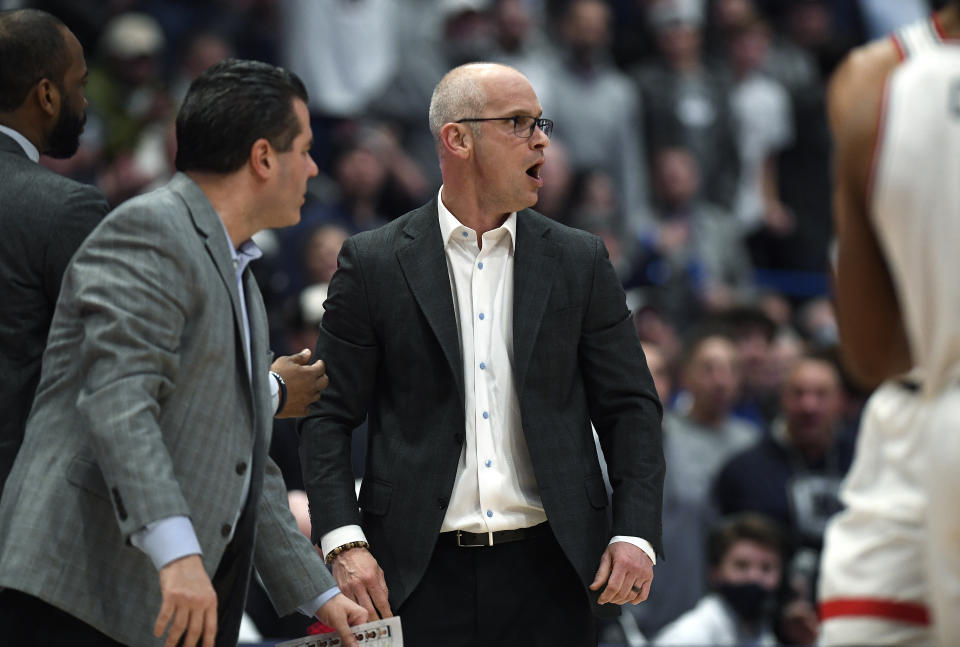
[456,115,554,139]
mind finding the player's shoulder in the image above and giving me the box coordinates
[828,37,900,132]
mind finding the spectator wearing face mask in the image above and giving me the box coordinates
[655,513,784,646]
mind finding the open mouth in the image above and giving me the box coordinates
[525,161,543,181]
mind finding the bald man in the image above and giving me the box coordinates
[299,62,664,645]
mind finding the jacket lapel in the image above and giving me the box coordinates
[512,210,560,396]
[170,173,254,414]
[395,200,465,405]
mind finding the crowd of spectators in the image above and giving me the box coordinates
[5,0,945,643]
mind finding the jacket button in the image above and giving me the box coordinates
[221,523,231,537]
[235,462,247,475]
[453,433,463,444]
[437,497,448,510]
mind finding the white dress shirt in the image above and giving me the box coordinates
[323,188,655,565]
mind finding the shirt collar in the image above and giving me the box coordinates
[437,186,517,252]
[0,124,40,162]
[216,217,263,277]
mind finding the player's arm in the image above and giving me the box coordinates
[828,46,912,388]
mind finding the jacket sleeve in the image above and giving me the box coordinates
[578,236,665,555]
[298,237,381,543]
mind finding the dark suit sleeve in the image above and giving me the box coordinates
[298,237,381,543]
[42,182,109,304]
[578,237,665,555]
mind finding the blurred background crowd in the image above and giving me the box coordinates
[2,0,946,643]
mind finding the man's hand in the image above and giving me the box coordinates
[154,554,218,647]
[316,593,369,647]
[331,546,393,620]
[589,541,654,606]
[271,348,329,418]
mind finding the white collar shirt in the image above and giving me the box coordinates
[436,188,547,535]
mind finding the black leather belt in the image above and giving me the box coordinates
[441,522,549,547]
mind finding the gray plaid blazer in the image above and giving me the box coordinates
[0,173,334,646]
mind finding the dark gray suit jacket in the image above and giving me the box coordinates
[300,199,664,618]
[0,131,108,491]
[0,173,335,646]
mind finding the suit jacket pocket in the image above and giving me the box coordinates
[66,456,110,502]
[358,478,393,516]
[585,473,609,509]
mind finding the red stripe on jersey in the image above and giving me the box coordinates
[820,598,931,625]
[890,33,906,61]
[932,11,960,43]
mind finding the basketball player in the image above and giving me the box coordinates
[819,4,960,646]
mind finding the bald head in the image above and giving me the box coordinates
[428,62,529,141]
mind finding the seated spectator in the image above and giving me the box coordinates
[712,349,854,629]
[721,305,781,430]
[655,512,784,646]
[625,146,753,328]
[614,332,760,639]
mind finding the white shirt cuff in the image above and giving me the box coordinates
[270,371,281,414]
[131,515,203,570]
[298,586,342,617]
[320,525,367,561]
[609,536,657,566]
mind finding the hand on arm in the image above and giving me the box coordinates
[589,541,654,606]
[330,546,393,620]
[154,555,217,647]
[271,348,329,418]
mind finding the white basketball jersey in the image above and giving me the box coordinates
[871,45,960,395]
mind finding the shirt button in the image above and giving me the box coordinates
[221,523,232,537]
[479,362,486,370]
[486,510,493,518]
[482,411,489,419]
[478,262,484,269]
[461,231,469,237]
[485,459,492,468]
[478,312,485,320]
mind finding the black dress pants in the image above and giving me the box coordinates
[397,523,598,647]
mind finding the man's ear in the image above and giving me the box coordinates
[249,138,274,179]
[439,122,472,159]
[34,78,60,118]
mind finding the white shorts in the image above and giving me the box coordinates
[819,378,932,646]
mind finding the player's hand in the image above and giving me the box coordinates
[154,554,217,647]
[331,546,393,620]
[315,593,369,647]
[271,349,329,418]
[589,541,654,606]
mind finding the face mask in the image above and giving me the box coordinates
[716,582,775,623]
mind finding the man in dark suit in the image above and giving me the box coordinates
[0,59,367,647]
[300,62,665,646]
[0,9,108,491]
[0,9,331,496]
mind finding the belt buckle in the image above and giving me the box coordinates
[456,530,491,547]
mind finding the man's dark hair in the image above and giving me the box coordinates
[707,513,784,568]
[175,58,308,174]
[0,9,70,112]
